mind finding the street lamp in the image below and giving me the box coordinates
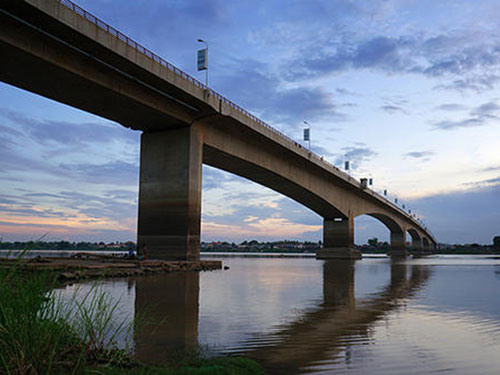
[303,121,311,150]
[344,153,350,175]
[197,39,208,89]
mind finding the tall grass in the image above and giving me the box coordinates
[70,284,135,369]
[0,256,133,375]
[0,265,81,374]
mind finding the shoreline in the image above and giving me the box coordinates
[0,254,222,283]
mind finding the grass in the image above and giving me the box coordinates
[0,252,263,375]
[0,258,82,374]
[80,356,263,375]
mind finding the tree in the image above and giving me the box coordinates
[367,237,378,247]
[493,236,500,249]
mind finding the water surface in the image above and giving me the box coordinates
[58,255,500,374]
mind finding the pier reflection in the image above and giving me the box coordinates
[134,272,199,365]
[133,260,430,371]
[244,260,429,374]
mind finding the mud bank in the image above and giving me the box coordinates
[0,253,222,283]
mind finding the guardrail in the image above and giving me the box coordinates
[55,0,431,237]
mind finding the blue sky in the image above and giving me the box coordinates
[1,0,499,245]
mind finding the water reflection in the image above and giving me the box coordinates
[245,261,430,374]
[134,272,199,365]
[133,260,430,373]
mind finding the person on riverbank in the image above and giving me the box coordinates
[138,244,147,261]
[127,248,135,259]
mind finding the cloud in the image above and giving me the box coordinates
[381,104,405,114]
[471,102,500,117]
[354,37,407,70]
[433,101,500,130]
[243,216,259,223]
[0,185,138,242]
[3,188,137,221]
[202,217,321,242]
[0,108,140,186]
[0,204,71,219]
[0,108,138,148]
[334,146,377,169]
[279,28,500,92]
[434,118,484,130]
[434,103,467,112]
[482,166,500,172]
[335,88,359,96]
[216,59,346,127]
[58,161,139,186]
[406,184,500,244]
[404,151,434,160]
[463,176,500,188]
[281,35,414,81]
[435,75,500,92]
[201,165,323,242]
[310,144,338,160]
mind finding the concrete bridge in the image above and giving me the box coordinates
[0,0,437,260]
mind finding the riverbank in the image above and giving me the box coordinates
[0,259,261,375]
[0,253,222,284]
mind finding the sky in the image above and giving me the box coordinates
[1,0,500,245]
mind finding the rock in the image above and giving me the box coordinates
[59,271,77,280]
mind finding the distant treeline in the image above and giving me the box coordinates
[436,244,499,254]
[1,239,499,254]
[0,241,136,251]
[201,240,321,253]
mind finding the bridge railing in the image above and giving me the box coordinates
[55,0,430,236]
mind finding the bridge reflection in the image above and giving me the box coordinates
[245,261,429,374]
[133,261,430,372]
[134,272,199,365]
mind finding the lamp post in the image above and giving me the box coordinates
[197,39,208,89]
[303,121,311,150]
[344,154,350,176]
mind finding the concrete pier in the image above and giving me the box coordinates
[389,231,410,258]
[137,127,203,260]
[317,218,362,259]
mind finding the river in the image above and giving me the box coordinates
[57,254,500,374]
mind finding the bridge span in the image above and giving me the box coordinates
[0,0,436,260]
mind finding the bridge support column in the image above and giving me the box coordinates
[389,231,409,258]
[421,237,432,255]
[410,237,427,257]
[137,126,203,260]
[316,218,362,259]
